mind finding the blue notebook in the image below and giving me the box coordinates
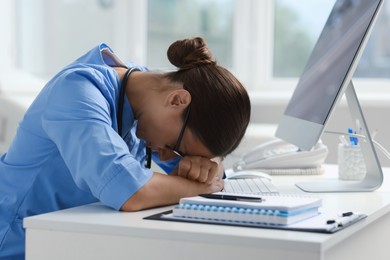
[171,195,322,225]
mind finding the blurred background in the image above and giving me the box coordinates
[1,0,389,167]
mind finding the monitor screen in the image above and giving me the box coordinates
[275,0,383,151]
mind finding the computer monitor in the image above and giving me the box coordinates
[275,0,384,192]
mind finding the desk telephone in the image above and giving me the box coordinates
[232,138,328,175]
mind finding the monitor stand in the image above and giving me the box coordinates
[296,81,383,192]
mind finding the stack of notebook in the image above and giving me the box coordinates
[172,194,322,226]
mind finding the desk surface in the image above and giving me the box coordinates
[24,165,390,260]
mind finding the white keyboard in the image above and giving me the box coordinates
[223,178,279,195]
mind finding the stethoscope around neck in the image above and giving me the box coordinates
[117,67,152,169]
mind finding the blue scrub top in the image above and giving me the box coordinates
[0,44,179,259]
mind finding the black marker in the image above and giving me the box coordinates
[199,194,263,202]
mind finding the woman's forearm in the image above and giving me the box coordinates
[120,172,223,212]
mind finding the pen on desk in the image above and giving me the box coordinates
[347,128,358,146]
[354,130,358,145]
[326,212,354,226]
[199,194,263,202]
[347,128,354,145]
[341,211,353,217]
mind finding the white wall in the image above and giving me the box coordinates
[0,0,16,71]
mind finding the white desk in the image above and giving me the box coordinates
[24,165,390,260]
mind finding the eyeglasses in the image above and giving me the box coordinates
[166,106,191,157]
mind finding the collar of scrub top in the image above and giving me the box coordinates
[117,67,152,169]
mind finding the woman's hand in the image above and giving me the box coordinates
[176,156,223,184]
[198,174,224,194]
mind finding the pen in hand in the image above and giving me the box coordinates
[199,193,263,202]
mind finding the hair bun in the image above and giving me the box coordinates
[167,37,216,70]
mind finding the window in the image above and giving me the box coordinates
[3,0,390,93]
[147,0,234,69]
[273,0,390,79]
[273,0,335,78]
[355,1,390,78]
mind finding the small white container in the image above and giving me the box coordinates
[338,144,366,180]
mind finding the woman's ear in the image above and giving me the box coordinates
[167,89,191,108]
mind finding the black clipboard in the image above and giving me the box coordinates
[144,210,367,234]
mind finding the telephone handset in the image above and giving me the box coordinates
[233,138,328,174]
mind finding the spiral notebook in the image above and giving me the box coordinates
[145,194,367,233]
[171,194,321,225]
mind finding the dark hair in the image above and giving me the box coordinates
[165,37,251,157]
